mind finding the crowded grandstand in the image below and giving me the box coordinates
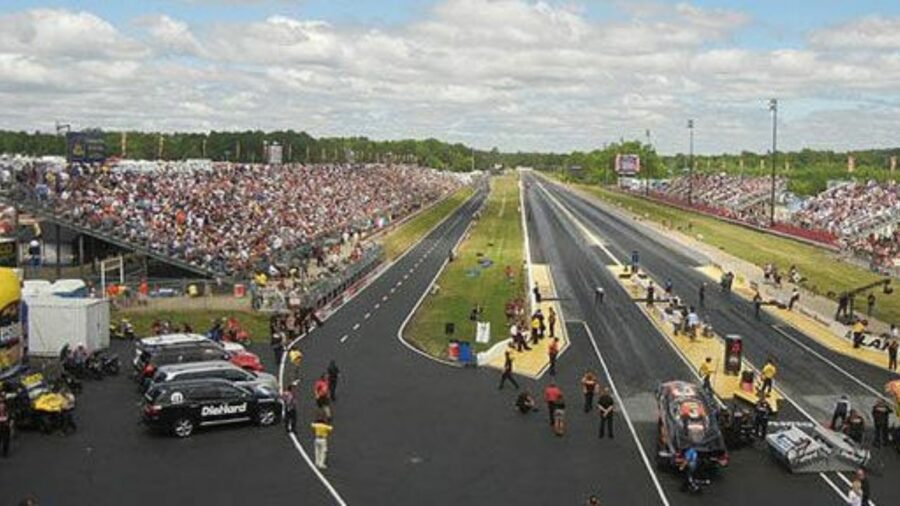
[4,158,465,278]
[628,174,900,272]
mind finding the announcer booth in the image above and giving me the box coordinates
[615,154,641,188]
[0,268,25,380]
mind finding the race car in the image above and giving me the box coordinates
[141,378,281,438]
[656,380,728,470]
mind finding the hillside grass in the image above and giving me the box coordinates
[406,174,524,358]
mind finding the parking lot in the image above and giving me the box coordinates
[0,339,330,505]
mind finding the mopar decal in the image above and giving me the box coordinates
[201,403,248,417]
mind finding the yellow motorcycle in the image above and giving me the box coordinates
[9,372,76,434]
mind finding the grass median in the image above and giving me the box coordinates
[575,183,900,324]
[380,186,475,261]
[405,174,524,359]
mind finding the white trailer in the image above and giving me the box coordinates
[25,296,110,357]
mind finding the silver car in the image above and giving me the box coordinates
[148,361,278,394]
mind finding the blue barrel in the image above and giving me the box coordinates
[458,341,472,364]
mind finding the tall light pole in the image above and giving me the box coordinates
[687,119,694,206]
[769,98,778,227]
[645,129,651,195]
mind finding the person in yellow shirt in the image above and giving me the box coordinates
[699,357,714,391]
[311,419,333,469]
[852,319,867,349]
[761,358,776,396]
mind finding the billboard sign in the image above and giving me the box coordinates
[66,131,106,163]
[615,154,641,175]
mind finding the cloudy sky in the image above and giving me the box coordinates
[2,0,900,154]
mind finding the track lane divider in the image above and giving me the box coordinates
[577,320,671,506]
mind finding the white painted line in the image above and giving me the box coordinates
[390,288,396,294]
[352,323,360,331]
[288,432,348,506]
[580,322,670,506]
[519,174,535,314]
[536,181,622,267]
[364,312,371,320]
[396,202,480,368]
[374,303,380,309]
[340,334,349,343]
[397,281,403,287]
[383,294,389,300]
[403,274,409,280]
[770,325,888,401]
[546,184,866,505]
[271,187,481,506]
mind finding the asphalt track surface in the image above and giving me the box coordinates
[529,175,900,504]
[2,176,898,505]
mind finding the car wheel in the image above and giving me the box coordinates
[257,407,277,426]
[173,418,194,438]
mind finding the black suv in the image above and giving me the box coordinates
[142,378,281,438]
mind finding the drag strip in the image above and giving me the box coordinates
[536,177,899,503]
[523,178,844,506]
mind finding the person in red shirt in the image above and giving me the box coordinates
[543,383,562,427]
[138,279,149,306]
[314,374,332,421]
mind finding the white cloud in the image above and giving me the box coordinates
[0,2,899,154]
[809,16,900,50]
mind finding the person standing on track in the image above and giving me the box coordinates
[581,372,598,413]
[314,374,332,422]
[872,399,891,447]
[856,468,871,506]
[282,382,297,433]
[547,307,557,339]
[596,387,615,439]
[753,292,762,319]
[760,358,776,396]
[543,382,562,427]
[664,279,673,299]
[887,336,898,371]
[788,288,800,311]
[311,418,333,470]
[646,281,655,306]
[553,393,567,436]
[533,284,542,304]
[753,396,771,438]
[327,360,340,401]
[548,338,560,376]
[595,287,605,305]
[698,283,706,308]
[699,357,713,392]
[830,395,851,431]
[498,350,520,390]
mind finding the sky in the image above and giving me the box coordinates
[3,1,900,154]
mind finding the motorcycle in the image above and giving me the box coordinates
[110,319,136,340]
[88,351,120,377]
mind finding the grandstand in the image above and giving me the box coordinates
[632,174,900,272]
[1,159,465,285]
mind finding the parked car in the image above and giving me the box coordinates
[142,378,281,438]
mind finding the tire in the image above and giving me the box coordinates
[257,407,277,427]
[172,418,195,438]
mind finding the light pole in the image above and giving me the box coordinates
[687,119,694,206]
[645,129,651,195]
[769,98,778,227]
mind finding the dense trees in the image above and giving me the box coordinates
[1,128,896,195]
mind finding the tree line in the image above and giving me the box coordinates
[1,129,896,195]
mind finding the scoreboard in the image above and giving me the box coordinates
[66,131,106,163]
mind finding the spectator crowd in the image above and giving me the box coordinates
[8,159,464,277]
[636,174,900,271]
